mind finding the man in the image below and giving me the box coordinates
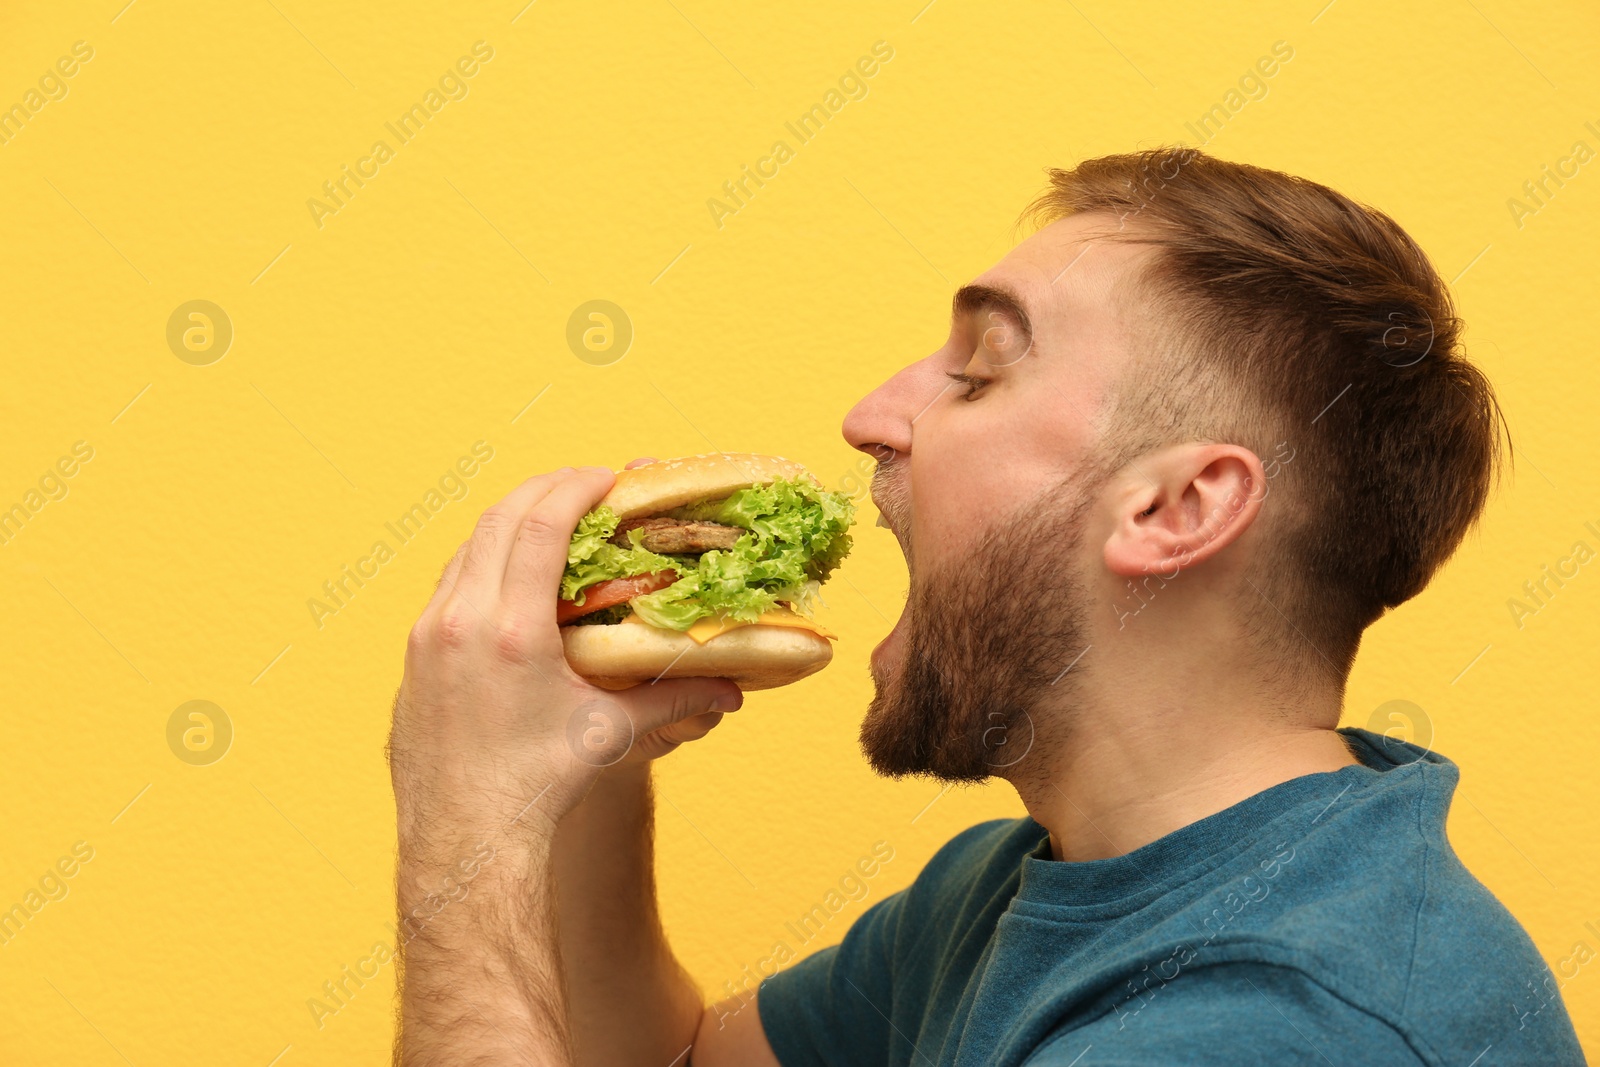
[386,148,1586,1064]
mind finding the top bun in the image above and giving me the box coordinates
[601,453,816,520]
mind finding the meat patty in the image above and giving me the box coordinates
[610,517,744,554]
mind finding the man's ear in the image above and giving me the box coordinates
[1102,443,1268,578]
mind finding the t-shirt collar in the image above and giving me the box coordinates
[1012,726,1450,911]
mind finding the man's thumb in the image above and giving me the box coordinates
[619,677,743,735]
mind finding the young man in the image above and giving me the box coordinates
[386,149,1586,1065]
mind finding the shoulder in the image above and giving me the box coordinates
[923,816,1044,873]
[1205,754,1580,1060]
[870,817,1043,966]
[1028,961,1429,1066]
[905,817,1044,908]
[753,818,1043,1067]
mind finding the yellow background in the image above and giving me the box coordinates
[3,0,1597,1061]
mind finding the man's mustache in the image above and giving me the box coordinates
[869,453,914,566]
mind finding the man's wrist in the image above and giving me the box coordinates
[396,831,542,940]
[586,759,654,810]
[394,760,653,923]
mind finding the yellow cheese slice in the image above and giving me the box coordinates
[624,608,838,645]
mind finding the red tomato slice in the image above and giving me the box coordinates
[556,571,679,624]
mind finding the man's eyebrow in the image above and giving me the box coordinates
[952,283,1034,348]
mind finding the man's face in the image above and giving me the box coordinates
[841,213,1150,780]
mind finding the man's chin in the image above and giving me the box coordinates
[860,618,993,783]
[861,616,922,777]
[869,606,910,677]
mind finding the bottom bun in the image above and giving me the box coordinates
[561,621,833,691]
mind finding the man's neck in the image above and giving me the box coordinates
[1013,684,1358,864]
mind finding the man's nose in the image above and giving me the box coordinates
[841,359,943,463]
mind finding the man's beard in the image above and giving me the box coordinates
[859,474,1101,785]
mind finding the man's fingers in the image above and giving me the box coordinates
[624,457,657,469]
[453,469,578,604]
[640,710,725,755]
[501,466,616,611]
[615,677,743,739]
[669,710,726,743]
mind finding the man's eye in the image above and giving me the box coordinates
[979,311,1031,367]
[945,371,992,400]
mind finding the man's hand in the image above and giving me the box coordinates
[391,463,743,850]
[387,464,743,1064]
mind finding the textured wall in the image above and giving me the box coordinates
[2,0,1596,1062]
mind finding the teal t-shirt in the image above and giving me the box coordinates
[756,728,1585,1065]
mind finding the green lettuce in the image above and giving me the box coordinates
[559,476,856,631]
[559,508,688,601]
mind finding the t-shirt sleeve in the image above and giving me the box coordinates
[756,887,909,1067]
[1024,963,1427,1066]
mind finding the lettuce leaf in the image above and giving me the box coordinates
[559,477,856,631]
[559,507,691,603]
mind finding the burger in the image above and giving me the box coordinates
[558,453,857,691]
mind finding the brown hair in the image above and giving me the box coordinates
[1023,148,1507,679]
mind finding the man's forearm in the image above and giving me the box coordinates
[394,839,572,1065]
[553,762,704,1066]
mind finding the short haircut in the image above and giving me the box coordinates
[1022,148,1506,679]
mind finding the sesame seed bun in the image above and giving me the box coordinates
[599,452,815,520]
